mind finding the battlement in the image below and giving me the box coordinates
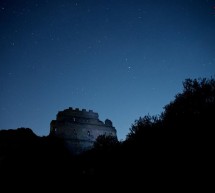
[57,107,99,120]
[68,107,95,113]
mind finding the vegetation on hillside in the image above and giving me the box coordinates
[0,77,214,188]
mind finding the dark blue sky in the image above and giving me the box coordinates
[0,0,215,140]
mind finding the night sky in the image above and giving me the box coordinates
[0,0,215,140]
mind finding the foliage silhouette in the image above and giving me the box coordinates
[124,77,215,181]
[93,134,119,151]
[0,77,214,188]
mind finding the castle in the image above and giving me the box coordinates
[50,107,117,154]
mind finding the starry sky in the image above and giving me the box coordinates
[0,0,215,140]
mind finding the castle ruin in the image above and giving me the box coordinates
[50,107,117,154]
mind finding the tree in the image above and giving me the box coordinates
[124,77,215,172]
[161,77,215,131]
[126,115,162,146]
[160,77,215,164]
[93,135,119,151]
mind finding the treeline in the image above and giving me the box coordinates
[83,77,214,175]
[0,77,214,188]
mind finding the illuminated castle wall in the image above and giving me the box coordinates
[50,107,117,154]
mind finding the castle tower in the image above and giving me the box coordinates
[50,107,117,154]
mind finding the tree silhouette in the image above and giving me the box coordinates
[126,115,161,142]
[124,77,215,180]
[162,77,215,129]
[1,77,214,187]
[160,77,215,148]
[93,134,119,151]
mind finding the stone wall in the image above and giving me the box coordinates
[50,107,117,154]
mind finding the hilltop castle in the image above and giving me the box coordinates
[50,107,117,154]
